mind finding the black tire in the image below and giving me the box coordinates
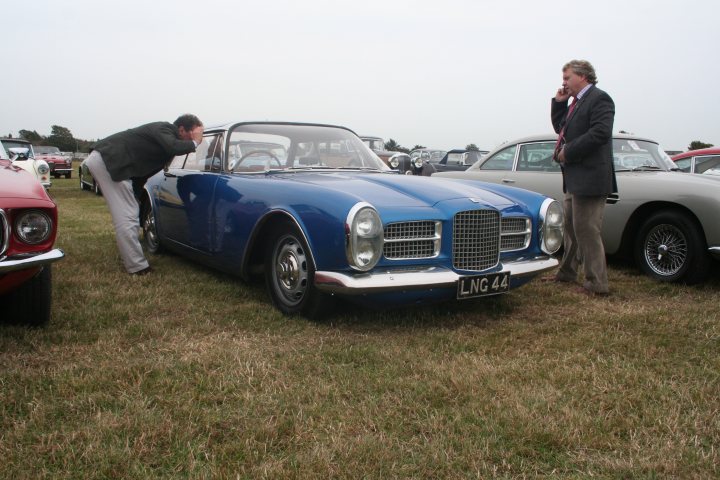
[264,222,334,318]
[634,210,709,284]
[141,200,163,254]
[2,266,52,326]
[93,180,102,196]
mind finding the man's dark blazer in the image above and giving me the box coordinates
[551,85,617,196]
[93,122,196,182]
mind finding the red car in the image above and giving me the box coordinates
[0,159,64,325]
[671,147,720,176]
[34,145,73,179]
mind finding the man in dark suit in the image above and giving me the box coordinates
[83,114,203,275]
[551,60,616,295]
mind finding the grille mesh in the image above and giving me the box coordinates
[384,221,439,259]
[453,210,500,271]
[501,217,531,251]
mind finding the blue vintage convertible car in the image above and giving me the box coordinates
[140,122,563,317]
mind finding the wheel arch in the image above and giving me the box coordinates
[617,201,707,259]
[241,209,317,281]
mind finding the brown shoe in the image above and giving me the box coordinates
[575,286,609,297]
[131,266,153,276]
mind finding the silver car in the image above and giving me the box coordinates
[434,133,720,284]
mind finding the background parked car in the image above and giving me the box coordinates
[433,133,720,284]
[434,149,488,173]
[0,158,64,325]
[671,147,720,176]
[0,138,51,188]
[34,145,73,179]
[410,148,448,165]
[140,122,563,317]
[78,160,102,195]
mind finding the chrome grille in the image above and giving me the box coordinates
[453,210,500,271]
[501,217,531,251]
[384,221,440,259]
[0,209,9,257]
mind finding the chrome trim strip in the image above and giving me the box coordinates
[314,255,558,295]
[709,246,720,260]
[0,248,65,274]
[0,209,9,257]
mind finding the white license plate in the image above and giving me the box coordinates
[457,271,510,299]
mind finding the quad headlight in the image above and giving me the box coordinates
[346,202,383,271]
[15,210,53,244]
[539,198,563,254]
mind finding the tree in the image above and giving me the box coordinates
[688,140,713,151]
[411,144,426,151]
[19,129,44,142]
[47,125,77,152]
[466,144,480,151]
[384,138,409,153]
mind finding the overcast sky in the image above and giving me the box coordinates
[3,0,718,151]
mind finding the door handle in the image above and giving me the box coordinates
[501,178,515,184]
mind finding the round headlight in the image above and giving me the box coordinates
[37,162,50,175]
[15,210,53,244]
[389,155,400,168]
[412,157,423,169]
[540,198,563,254]
[346,203,383,271]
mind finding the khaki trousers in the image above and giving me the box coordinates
[556,193,609,293]
[83,151,150,274]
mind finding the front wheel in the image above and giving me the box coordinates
[1,266,52,326]
[634,210,709,284]
[141,200,163,254]
[264,223,333,318]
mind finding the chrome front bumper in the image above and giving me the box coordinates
[0,249,65,274]
[315,255,558,295]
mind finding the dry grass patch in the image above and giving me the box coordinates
[1,176,719,478]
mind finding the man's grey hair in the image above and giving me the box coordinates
[563,59,598,85]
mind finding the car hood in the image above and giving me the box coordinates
[0,161,51,200]
[273,171,518,209]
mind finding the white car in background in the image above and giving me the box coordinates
[0,138,51,188]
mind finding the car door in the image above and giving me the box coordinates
[471,141,564,200]
[156,133,222,251]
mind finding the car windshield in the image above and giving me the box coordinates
[35,146,61,155]
[228,124,390,172]
[1,140,34,158]
[613,138,676,171]
[446,153,467,165]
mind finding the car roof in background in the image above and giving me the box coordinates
[671,147,720,160]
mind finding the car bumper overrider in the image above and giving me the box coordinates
[0,249,65,274]
[314,255,558,295]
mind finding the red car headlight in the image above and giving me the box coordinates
[15,210,53,244]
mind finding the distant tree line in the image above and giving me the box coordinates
[383,140,483,153]
[5,125,95,153]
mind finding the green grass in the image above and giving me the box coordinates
[1,174,719,479]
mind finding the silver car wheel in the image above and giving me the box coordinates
[643,223,687,277]
[142,203,161,254]
[272,234,309,306]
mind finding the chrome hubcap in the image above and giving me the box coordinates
[644,224,687,276]
[274,237,308,305]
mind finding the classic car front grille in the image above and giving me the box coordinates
[453,210,500,271]
[501,217,531,251]
[0,209,9,257]
[384,220,440,259]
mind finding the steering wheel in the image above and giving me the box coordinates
[237,150,283,168]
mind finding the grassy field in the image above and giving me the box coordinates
[1,174,719,479]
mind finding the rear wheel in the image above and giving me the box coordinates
[141,200,163,254]
[634,210,709,284]
[79,167,89,190]
[2,266,52,326]
[264,222,333,318]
